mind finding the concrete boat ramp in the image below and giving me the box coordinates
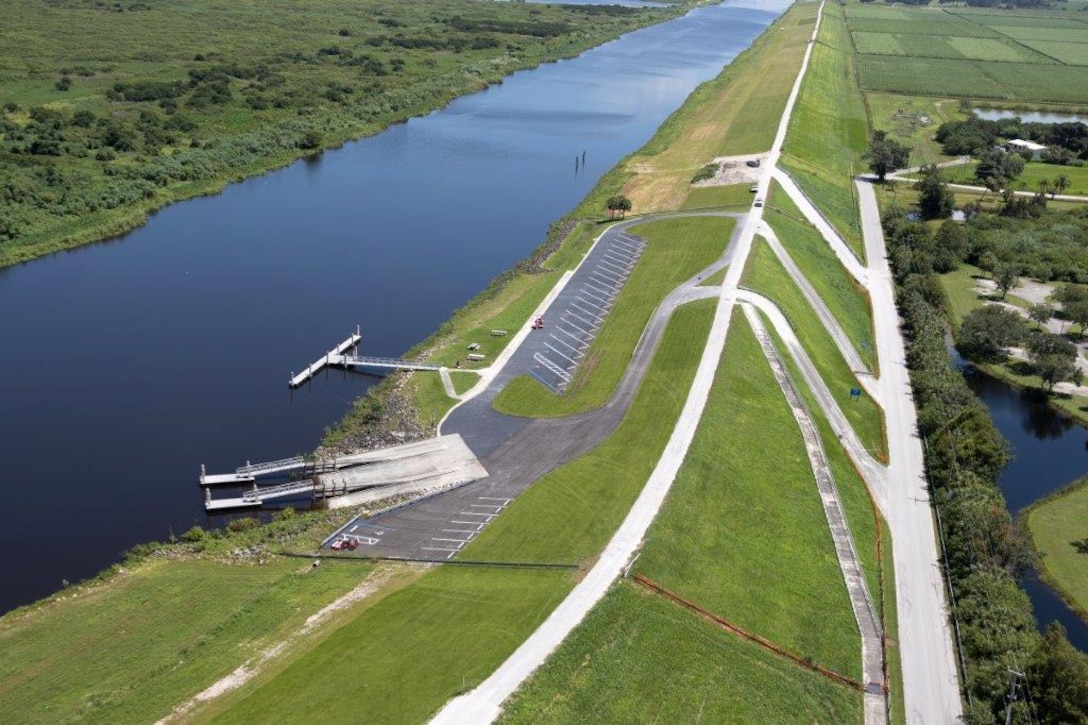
[202,435,487,511]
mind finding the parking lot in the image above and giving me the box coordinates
[528,229,647,393]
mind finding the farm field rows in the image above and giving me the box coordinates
[845,4,1088,104]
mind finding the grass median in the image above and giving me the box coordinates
[766,181,876,370]
[743,237,887,461]
[493,216,732,419]
[781,2,867,261]
[636,312,862,678]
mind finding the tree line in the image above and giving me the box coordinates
[882,207,1088,723]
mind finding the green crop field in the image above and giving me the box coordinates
[498,582,863,723]
[1016,40,1088,65]
[852,32,1049,63]
[845,17,997,38]
[844,4,1088,104]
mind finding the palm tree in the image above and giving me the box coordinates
[1055,174,1071,198]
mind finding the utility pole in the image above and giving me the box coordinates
[1004,668,1025,725]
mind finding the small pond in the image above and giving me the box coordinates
[974,108,1088,125]
[964,369,1088,650]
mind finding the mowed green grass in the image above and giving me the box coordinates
[493,216,732,418]
[636,313,861,677]
[1026,480,1088,620]
[498,582,863,724]
[743,238,887,461]
[682,182,754,210]
[0,558,374,723]
[782,3,867,259]
[469,300,716,564]
[207,566,571,723]
[937,160,1088,197]
[766,182,875,370]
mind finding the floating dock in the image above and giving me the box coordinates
[288,327,441,387]
[289,326,362,387]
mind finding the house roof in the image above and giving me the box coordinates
[1008,138,1047,151]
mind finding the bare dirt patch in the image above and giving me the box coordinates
[693,153,769,187]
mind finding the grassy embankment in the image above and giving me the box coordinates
[781,1,869,261]
[0,0,687,268]
[763,316,905,723]
[493,215,733,417]
[766,181,876,370]
[743,236,887,461]
[619,0,817,212]
[1024,478,1088,624]
[202,300,717,722]
[0,557,410,723]
[500,313,867,722]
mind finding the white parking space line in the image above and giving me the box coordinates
[585,280,616,298]
[549,334,584,357]
[561,316,596,337]
[422,546,459,552]
[544,341,579,366]
[443,529,478,535]
[556,326,588,349]
[599,259,629,275]
[478,497,512,503]
[451,521,487,528]
[432,538,469,545]
[459,511,495,517]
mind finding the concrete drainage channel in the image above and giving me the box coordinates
[530,230,647,393]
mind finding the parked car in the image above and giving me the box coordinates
[746,159,761,168]
[754,198,764,208]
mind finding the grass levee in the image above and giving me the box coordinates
[743,237,887,461]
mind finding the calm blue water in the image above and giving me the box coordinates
[975,108,1088,125]
[965,371,1088,650]
[0,0,790,614]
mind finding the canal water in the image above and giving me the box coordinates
[0,0,791,614]
[965,370,1088,650]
